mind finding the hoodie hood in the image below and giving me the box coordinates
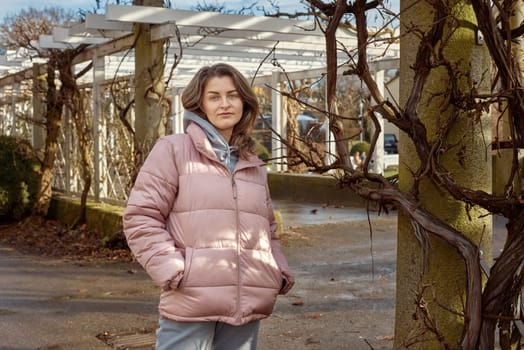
[183,111,239,173]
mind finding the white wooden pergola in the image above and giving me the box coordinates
[0,4,399,200]
[2,5,400,91]
[1,4,400,92]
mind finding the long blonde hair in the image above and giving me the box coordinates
[181,63,258,159]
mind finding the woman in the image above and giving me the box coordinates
[123,63,294,350]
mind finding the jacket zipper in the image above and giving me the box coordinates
[231,175,241,317]
[195,142,261,318]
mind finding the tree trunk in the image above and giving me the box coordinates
[394,0,492,348]
[132,0,167,182]
[32,57,63,217]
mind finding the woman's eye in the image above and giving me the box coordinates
[228,94,239,100]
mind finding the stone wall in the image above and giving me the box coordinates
[49,173,365,238]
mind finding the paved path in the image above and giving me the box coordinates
[0,202,507,349]
[0,247,159,349]
[0,201,388,350]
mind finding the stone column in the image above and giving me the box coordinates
[394,0,492,348]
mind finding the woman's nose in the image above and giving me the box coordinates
[220,96,231,107]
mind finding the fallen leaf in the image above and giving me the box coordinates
[376,335,394,341]
[305,337,321,344]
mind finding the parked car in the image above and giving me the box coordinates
[384,133,398,154]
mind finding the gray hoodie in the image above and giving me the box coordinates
[183,111,239,173]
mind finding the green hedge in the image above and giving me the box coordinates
[349,141,370,156]
[0,136,40,221]
[255,141,271,161]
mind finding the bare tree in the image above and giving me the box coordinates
[0,7,90,219]
[266,0,524,349]
[192,0,259,15]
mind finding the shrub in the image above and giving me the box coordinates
[255,140,271,162]
[350,141,370,156]
[0,136,41,221]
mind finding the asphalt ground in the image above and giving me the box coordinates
[0,201,506,350]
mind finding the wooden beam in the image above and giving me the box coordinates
[0,65,46,86]
[37,35,79,49]
[69,20,131,39]
[85,13,134,31]
[53,27,110,45]
[106,5,325,36]
[72,33,136,64]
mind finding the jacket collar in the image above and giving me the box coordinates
[186,123,217,160]
[185,123,265,171]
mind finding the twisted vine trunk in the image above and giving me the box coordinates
[479,212,524,349]
[285,92,304,172]
[306,0,523,347]
[324,0,350,169]
[62,59,92,226]
[32,56,63,217]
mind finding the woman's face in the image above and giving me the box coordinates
[201,75,243,142]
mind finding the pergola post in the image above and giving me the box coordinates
[32,63,45,152]
[10,83,18,136]
[63,107,71,195]
[92,50,104,201]
[172,87,183,134]
[271,70,286,172]
[0,88,4,134]
[133,0,166,162]
[370,69,385,174]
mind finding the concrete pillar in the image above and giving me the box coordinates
[394,0,492,348]
[509,1,524,196]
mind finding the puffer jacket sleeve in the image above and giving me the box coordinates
[123,137,185,290]
[265,182,295,295]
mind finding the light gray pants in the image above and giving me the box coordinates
[156,317,260,350]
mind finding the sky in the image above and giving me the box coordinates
[0,0,310,20]
[0,0,399,21]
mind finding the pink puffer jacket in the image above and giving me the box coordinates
[123,123,294,326]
